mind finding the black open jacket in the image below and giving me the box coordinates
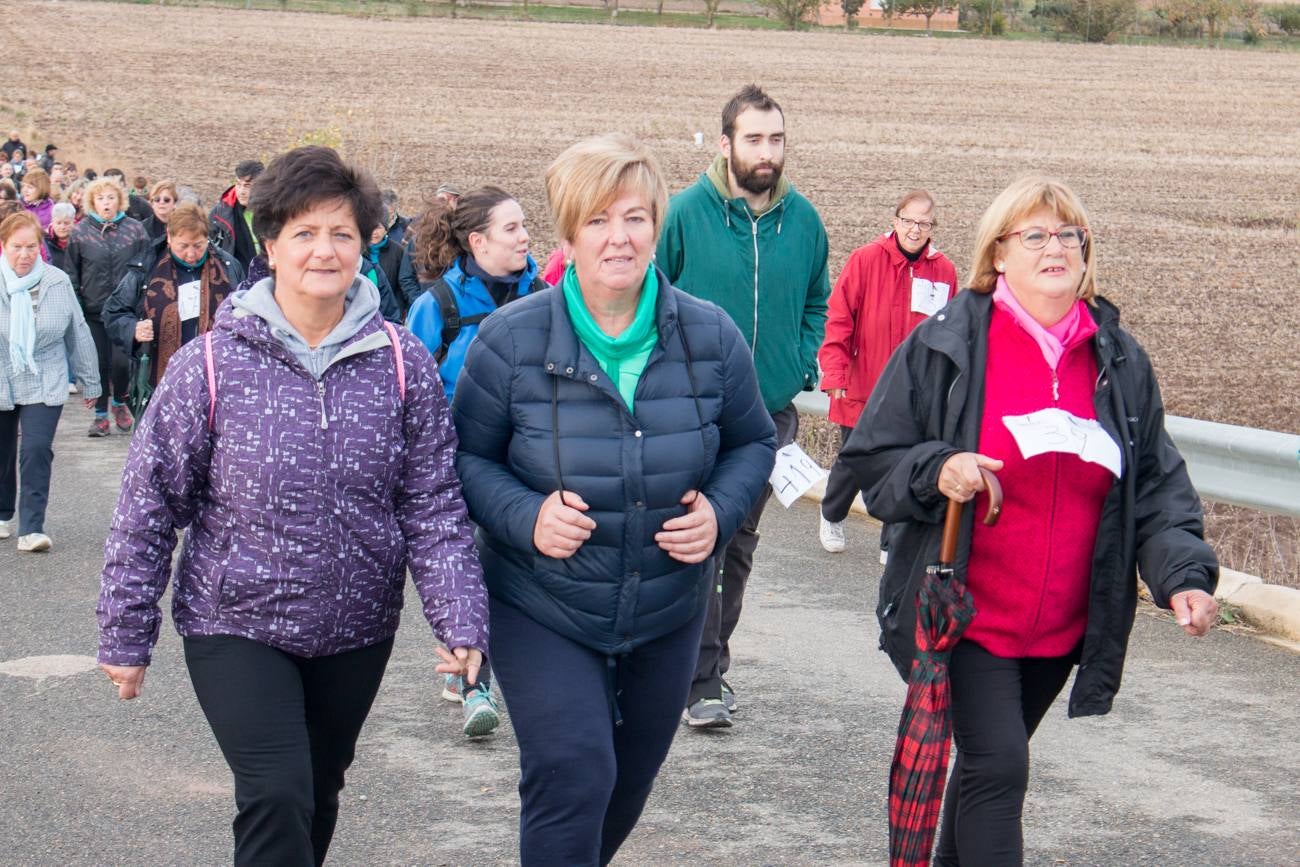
[839,290,1217,718]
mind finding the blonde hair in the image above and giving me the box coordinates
[166,201,210,239]
[969,175,1097,302]
[545,133,668,244]
[83,176,127,215]
[149,179,178,203]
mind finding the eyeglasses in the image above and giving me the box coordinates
[152,197,174,204]
[895,216,934,232]
[1001,226,1088,250]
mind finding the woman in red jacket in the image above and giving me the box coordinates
[817,190,956,557]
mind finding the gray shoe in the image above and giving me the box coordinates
[720,679,738,713]
[682,697,733,728]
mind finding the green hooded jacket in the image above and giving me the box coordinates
[656,154,829,414]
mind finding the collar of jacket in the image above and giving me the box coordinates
[879,230,943,265]
[543,264,679,384]
[443,253,539,304]
[220,184,240,208]
[702,153,792,223]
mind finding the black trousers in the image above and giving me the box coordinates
[821,423,896,553]
[0,403,63,535]
[183,635,394,867]
[490,598,707,866]
[934,640,1076,867]
[689,404,798,705]
[85,317,128,413]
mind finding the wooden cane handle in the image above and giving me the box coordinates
[938,467,1004,564]
[979,467,1003,527]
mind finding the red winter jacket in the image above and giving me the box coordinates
[817,234,957,427]
[964,305,1115,658]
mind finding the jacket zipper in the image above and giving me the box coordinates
[316,380,328,429]
[750,217,760,353]
[1052,370,1060,403]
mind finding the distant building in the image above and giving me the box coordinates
[817,0,960,30]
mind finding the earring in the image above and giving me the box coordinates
[995,263,1004,273]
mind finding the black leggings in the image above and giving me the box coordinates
[85,317,128,413]
[934,640,1075,866]
[183,634,394,867]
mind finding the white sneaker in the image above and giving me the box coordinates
[17,533,52,552]
[68,383,79,394]
[0,519,12,539]
[880,549,889,566]
[819,516,846,553]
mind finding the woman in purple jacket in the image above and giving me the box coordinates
[96,146,489,867]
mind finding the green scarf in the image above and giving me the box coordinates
[561,263,659,412]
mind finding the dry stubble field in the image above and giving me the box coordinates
[11,0,1300,578]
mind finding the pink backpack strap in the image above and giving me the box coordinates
[204,331,217,430]
[382,321,406,402]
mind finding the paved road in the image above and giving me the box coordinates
[2,403,1297,866]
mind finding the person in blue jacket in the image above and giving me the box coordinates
[452,134,776,866]
[405,184,546,737]
[406,185,546,405]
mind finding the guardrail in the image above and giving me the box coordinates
[792,391,1300,518]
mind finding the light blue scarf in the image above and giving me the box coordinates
[4,256,43,375]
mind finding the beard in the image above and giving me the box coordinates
[730,154,784,196]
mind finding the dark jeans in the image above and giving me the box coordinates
[86,317,128,413]
[934,640,1076,867]
[0,403,63,535]
[183,635,394,867]
[822,423,895,553]
[689,404,799,705]
[489,598,707,867]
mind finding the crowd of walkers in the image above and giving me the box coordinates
[0,83,1221,865]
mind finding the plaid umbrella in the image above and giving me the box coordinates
[888,468,1003,867]
[126,350,153,420]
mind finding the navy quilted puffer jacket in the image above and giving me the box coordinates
[453,270,776,655]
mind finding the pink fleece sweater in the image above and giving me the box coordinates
[964,304,1114,658]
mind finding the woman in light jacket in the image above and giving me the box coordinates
[0,211,100,551]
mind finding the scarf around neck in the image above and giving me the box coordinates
[4,256,44,375]
[143,250,232,385]
[561,263,659,412]
[992,274,1095,371]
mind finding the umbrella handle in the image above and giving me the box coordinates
[939,468,1003,564]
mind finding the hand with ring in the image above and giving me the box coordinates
[939,452,1005,503]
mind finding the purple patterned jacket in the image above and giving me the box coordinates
[97,297,488,666]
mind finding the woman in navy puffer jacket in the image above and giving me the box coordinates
[453,134,776,866]
[97,147,487,867]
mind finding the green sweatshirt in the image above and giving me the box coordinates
[655,154,829,414]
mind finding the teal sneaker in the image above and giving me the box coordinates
[462,684,501,738]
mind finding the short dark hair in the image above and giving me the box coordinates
[721,85,783,140]
[44,144,57,154]
[103,168,124,180]
[250,146,381,248]
[235,160,265,181]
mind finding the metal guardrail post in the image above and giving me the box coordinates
[792,391,1300,518]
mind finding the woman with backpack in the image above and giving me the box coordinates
[405,185,547,738]
[96,146,488,867]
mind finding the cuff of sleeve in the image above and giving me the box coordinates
[912,446,959,511]
[97,645,152,667]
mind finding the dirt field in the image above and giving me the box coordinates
[9,1,1299,579]
[13,0,1299,429]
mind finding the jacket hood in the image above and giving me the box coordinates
[704,153,792,218]
[227,274,382,358]
[219,184,240,208]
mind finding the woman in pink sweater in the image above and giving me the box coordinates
[840,176,1219,866]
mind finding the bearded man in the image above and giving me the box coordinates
[656,84,829,730]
